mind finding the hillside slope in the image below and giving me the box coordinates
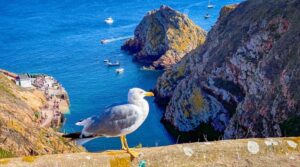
[155,0,300,140]
[0,74,82,158]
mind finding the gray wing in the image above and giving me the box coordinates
[84,104,140,136]
[104,102,128,109]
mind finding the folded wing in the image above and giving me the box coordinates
[82,104,140,137]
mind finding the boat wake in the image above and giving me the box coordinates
[181,2,204,15]
[180,2,205,15]
[101,35,133,44]
[111,23,137,30]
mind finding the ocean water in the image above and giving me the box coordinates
[0,0,242,152]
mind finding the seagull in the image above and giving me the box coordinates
[63,88,154,158]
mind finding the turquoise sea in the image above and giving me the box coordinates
[0,0,242,152]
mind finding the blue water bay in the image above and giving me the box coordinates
[0,0,241,152]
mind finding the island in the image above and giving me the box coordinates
[122,5,206,70]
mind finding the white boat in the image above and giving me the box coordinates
[207,0,215,8]
[115,68,124,73]
[107,61,120,67]
[207,4,215,8]
[140,66,154,71]
[100,39,109,44]
[103,59,109,63]
[204,13,211,19]
[104,17,114,24]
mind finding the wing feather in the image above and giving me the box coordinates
[83,104,140,136]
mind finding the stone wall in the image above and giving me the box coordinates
[1,137,299,167]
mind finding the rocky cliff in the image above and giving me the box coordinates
[155,0,300,141]
[0,73,82,158]
[121,5,206,69]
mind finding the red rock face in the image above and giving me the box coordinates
[155,0,300,140]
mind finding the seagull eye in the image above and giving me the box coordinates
[140,91,144,94]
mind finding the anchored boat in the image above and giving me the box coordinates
[115,68,124,74]
[140,66,154,71]
[107,61,120,67]
[207,0,215,8]
[100,39,109,44]
[104,17,114,24]
[204,13,211,19]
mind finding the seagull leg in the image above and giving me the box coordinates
[120,136,126,150]
[123,135,140,158]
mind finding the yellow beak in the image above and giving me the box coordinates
[144,92,154,97]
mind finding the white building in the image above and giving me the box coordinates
[17,74,32,88]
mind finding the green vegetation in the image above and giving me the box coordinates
[0,148,14,159]
[0,82,15,98]
[147,18,165,50]
[189,88,206,112]
[175,64,186,78]
[34,111,41,119]
[134,143,143,148]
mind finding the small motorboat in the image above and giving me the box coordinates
[207,0,215,8]
[207,4,215,8]
[107,61,120,66]
[204,14,211,19]
[103,59,110,63]
[140,66,154,71]
[100,39,109,44]
[115,68,124,74]
[104,17,114,24]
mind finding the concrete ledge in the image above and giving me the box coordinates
[1,137,299,167]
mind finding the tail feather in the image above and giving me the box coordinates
[75,117,93,126]
[62,132,100,146]
[62,132,82,139]
[75,136,100,145]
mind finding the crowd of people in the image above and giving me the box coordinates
[32,75,65,127]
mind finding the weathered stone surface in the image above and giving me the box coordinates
[155,0,300,140]
[1,137,299,167]
[122,5,206,69]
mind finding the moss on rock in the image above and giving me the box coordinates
[122,5,206,69]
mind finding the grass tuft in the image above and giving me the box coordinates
[0,148,14,159]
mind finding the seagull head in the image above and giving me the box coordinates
[128,88,154,102]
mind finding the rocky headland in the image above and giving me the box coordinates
[155,0,300,141]
[0,71,82,158]
[121,5,206,69]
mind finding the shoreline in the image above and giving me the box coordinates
[0,69,70,128]
[33,74,70,128]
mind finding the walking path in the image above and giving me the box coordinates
[40,109,53,127]
[31,75,69,128]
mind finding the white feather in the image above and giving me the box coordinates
[76,117,92,126]
[75,136,100,145]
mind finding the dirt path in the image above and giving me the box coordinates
[40,109,53,127]
[37,76,68,128]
